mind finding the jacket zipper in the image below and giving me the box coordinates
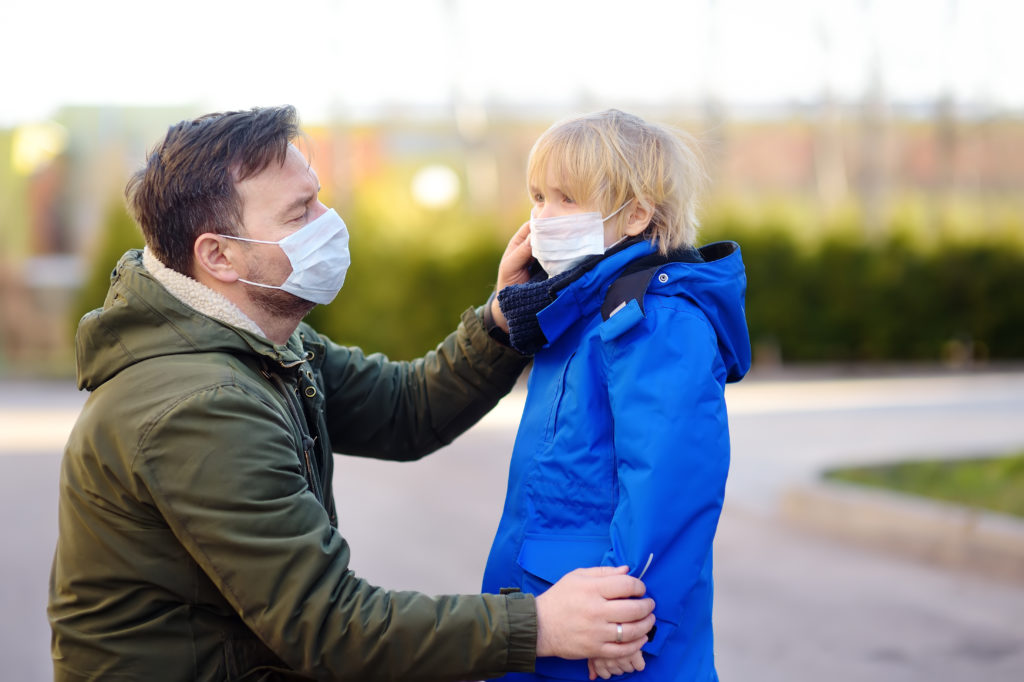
[264,367,325,506]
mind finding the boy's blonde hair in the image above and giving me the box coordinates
[527,109,706,253]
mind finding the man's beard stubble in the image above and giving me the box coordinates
[248,286,316,319]
[244,259,317,320]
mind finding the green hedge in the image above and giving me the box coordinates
[77,199,1024,364]
[304,217,504,361]
[701,217,1024,363]
[71,202,145,330]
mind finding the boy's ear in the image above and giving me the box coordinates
[194,233,242,283]
[623,199,654,237]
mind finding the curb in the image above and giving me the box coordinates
[780,479,1024,585]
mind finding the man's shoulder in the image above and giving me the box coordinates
[86,350,275,421]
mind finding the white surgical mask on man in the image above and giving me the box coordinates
[529,201,631,277]
[220,208,351,304]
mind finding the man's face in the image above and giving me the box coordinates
[234,144,327,315]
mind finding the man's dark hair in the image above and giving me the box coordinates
[125,105,300,275]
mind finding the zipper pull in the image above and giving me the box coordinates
[637,553,654,580]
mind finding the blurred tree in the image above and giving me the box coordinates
[306,160,508,360]
[70,201,144,330]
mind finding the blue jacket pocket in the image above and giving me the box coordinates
[516,534,614,680]
[516,534,610,587]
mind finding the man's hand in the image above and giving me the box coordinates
[490,222,533,333]
[535,566,656,660]
[587,651,646,680]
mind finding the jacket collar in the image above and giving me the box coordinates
[76,250,312,390]
[536,239,658,346]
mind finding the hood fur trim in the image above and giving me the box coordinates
[142,247,266,338]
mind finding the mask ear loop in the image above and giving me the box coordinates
[216,234,284,290]
[601,199,633,223]
[601,200,636,248]
[220,234,279,245]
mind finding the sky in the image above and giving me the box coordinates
[3,0,1022,127]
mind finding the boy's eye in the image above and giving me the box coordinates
[532,192,544,203]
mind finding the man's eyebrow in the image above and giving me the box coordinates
[277,191,317,221]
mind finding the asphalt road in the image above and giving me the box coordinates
[2,369,1023,681]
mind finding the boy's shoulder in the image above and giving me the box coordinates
[601,247,704,321]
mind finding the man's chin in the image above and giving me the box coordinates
[250,288,317,319]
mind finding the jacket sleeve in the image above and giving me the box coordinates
[599,301,730,655]
[133,381,536,681]
[318,306,530,461]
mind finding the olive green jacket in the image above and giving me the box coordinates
[49,249,535,681]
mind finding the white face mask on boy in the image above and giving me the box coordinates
[529,201,630,277]
[220,208,351,305]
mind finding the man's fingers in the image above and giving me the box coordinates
[595,637,647,660]
[590,572,647,600]
[611,613,656,645]
[604,598,655,626]
[512,221,530,242]
[572,565,629,577]
[503,222,531,255]
[591,615,656,660]
[511,237,533,263]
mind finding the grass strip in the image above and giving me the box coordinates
[825,452,1024,519]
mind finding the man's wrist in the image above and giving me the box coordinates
[504,590,537,671]
[482,290,511,346]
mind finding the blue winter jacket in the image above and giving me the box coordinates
[483,238,751,681]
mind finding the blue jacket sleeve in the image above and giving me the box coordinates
[599,300,731,655]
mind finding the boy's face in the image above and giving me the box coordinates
[529,169,621,247]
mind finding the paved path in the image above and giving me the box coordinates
[2,370,1023,681]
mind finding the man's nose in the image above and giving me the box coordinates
[310,201,329,220]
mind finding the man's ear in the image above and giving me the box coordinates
[193,234,241,283]
[622,199,654,237]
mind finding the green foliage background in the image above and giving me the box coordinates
[303,161,508,359]
[699,196,1024,363]
[71,202,145,328]
[75,184,1024,364]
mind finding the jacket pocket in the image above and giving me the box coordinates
[517,534,612,681]
[516,533,609,589]
[540,351,575,444]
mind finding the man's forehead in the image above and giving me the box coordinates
[237,145,315,185]
[287,144,321,187]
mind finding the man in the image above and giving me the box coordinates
[48,106,655,681]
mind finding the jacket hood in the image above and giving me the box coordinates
[679,241,752,382]
[75,249,308,391]
[539,239,751,382]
